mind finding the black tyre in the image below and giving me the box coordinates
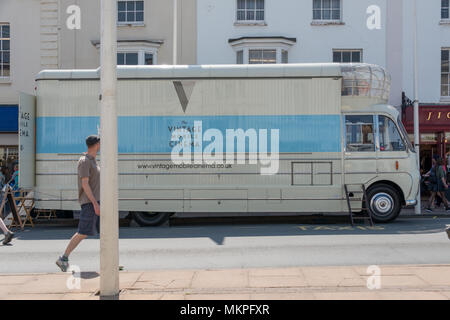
[131,212,171,227]
[366,184,402,223]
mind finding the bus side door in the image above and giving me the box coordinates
[343,114,378,209]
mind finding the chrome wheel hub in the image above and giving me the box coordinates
[370,193,394,215]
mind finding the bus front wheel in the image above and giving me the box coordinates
[132,212,171,227]
[366,184,401,223]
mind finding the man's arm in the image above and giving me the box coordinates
[81,177,100,215]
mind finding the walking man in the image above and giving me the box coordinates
[56,135,100,272]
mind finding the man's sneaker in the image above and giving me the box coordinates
[56,256,69,272]
[2,232,14,245]
[425,207,434,213]
[446,227,450,240]
[446,207,450,212]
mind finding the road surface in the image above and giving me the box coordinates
[1,216,449,274]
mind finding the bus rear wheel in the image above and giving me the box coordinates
[132,212,171,227]
[366,184,401,223]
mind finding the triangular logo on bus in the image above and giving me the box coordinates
[173,81,196,113]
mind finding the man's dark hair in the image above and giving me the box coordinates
[86,135,100,147]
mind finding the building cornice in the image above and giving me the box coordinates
[91,39,164,50]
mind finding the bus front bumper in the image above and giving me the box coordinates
[405,199,418,207]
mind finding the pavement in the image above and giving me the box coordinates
[1,264,450,300]
[1,211,449,300]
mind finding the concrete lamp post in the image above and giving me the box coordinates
[99,0,120,298]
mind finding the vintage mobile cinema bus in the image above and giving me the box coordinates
[18,63,420,226]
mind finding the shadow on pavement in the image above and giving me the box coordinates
[7,215,450,245]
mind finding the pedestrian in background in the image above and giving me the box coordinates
[0,168,5,188]
[10,164,19,190]
[425,157,450,213]
[56,135,100,272]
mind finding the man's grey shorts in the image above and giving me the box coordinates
[78,202,100,236]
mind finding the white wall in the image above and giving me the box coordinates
[402,0,450,104]
[198,0,450,106]
[198,0,387,66]
[0,0,41,104]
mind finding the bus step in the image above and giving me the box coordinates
[344,184,374,227]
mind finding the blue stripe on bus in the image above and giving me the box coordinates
[36,115,342,154]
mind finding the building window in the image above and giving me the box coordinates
[313,0,341,21]
[333,49,362,63]
[144,53,153,65]
[0,24,10,78]
[236,50,244,64]
[442,49,450,97]
[282,50,288,64]
[443,0,450,20]
[118,1,144,24]
[118,51,154,65]
[237,0,264,21]
[249,49,276,64]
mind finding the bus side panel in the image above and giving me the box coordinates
[35,77,345,214]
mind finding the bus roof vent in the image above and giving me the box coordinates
[340,64,391,102]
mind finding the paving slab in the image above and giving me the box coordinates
[313,291,380,300]
[191,269,249,289]
[377,291,448,300]
[301,267,361,287]
[249,293,314,300]
[1,265,450,300]
[185,294,252,300]
[248,275,308,288]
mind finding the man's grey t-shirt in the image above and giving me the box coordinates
[78,153,100,205]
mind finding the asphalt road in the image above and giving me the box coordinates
[1,216,449,274]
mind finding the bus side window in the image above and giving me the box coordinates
[378,115,406,152]
[345,115,375,152]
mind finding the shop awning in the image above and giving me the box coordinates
[402,104,450,133]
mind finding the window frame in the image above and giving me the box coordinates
[442,0,450,20]
[248,49,277,64]
[442,48,450,99]
[344,114,377,153]
[333,49,363,63]
[236,0,266,24]
[117,0,145,25]
[236,47,290,64]
[117,49,156,65]
[0,24,11,79]
[344,114,410,153]
[313,0,343,22]
[378,115,407,152]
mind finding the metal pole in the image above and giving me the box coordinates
[100,0,119,297]
[413,0,421,215]
[173,0,177,65]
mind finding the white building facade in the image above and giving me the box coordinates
[197,0,450,164]
[197,0,450,108]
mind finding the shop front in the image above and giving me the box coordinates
[402,103,450,173]
[0,105,19,182]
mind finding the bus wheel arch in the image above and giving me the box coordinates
[365,181,404,223]
[131,212,172,227]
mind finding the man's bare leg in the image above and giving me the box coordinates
[64,233,87,257]
[56,233,87,272]
[0,217,9,235]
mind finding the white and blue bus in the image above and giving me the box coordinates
[19,63,420,226]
